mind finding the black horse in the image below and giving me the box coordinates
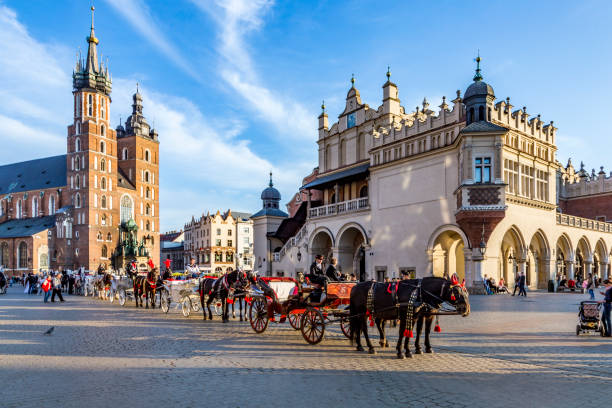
[349,275,470,358]
[199,269,248,323]
[132,268,159,309]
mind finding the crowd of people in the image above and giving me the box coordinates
[19,269,90,302]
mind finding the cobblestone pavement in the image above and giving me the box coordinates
[1,287,611,408]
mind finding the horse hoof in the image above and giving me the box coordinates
[405,353,413,359]
[415,349,423,355]
[385,341,390,348]
[356,346,365,352]
[425,348,434,354]
[397,353,405,359]
[368,348,376,355]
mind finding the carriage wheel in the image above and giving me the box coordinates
[160,291,170,313]
[214,301,223,316]
[191,298,201,313]
[340,316,351,339]
[288,311,302,330]
[249,298,269,333]
[301,308,325,345]
[181,297,192,317]
[119,289,127,306]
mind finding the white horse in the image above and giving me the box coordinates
[83,275,95,296]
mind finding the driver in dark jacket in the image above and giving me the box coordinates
[307,254,326,286]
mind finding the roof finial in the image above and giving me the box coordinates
[321,100,325,113]
[91,4,95,30]
[269,171,273,188]
[351,73,355,88]
[473,50,483,82]
[136,82,139,93]
[386,66,391,80]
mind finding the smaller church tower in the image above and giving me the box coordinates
[252,173,288,276]
[463,56,496,125]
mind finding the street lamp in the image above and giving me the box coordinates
[297,249,302,262]
[478,222,487,256]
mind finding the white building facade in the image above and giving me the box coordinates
[253,63,612,293]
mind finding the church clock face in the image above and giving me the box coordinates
[347,113,356,129]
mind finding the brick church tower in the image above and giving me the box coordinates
[68,6,119,270]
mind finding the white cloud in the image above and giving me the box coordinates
[104,0,199,80]
[191,0,316,142]
[0,6,71,161]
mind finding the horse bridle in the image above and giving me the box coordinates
[403,279,467,315]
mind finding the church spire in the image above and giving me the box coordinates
[86,6,99,73]
[473,52,483,82]
[269,171,274,188]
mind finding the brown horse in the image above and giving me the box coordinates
[133,268,159,309]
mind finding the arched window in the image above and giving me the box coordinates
[107,232,112,241]
[145,171,150,183]
[146,221,150,231]
[101,124,106,137]
[478,106,485,122]
[145,149,150,162]
[359,185,368,198]
[75,157,80,171]
[145,204,150,215]
[88,94,93,116]
[339,139,346,166]
[49,195,56,215]
[100,141,105,154]
[0,243,9,267]
[488,107,492,121]
[100,98,105,119]
[97,231,102,240]
[120,195,133,223]
[16,199,22,219]
[75,137,81,152]
[31,197,38,217]
[100,159,105,172]
[75,193,81,208]
[101,195,107,209]
[101,245,108,258]
[18,242,27,268]
[468,107,474,124]
[75,175,80,189]
[122,148,128,160]
[101,214,107,226]
[101,177,106,190]
[146,187,150,199]
[76,122,81,135]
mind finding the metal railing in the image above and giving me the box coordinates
[308,197,369,219]
[278,224,309,260]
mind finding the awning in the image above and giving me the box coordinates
[301,163,369,190]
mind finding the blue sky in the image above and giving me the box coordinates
[1,0,612,231]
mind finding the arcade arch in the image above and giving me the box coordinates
[336,224,367,282]
[528,230,550,289]
[500,226,526,288]
[428,226,469,282]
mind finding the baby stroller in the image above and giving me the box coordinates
[576,301,604,336]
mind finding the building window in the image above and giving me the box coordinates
[100,158,106,172]
[117,195,133,224]
[215,252,222,262]
[226,252,233,262]
[75,193,81,208]
[146,221,150,231]
[101,214,107,226]
[503,159,519,194]
[146,187,150,199]
[101,177,107,190]
[536,169,549,201]
[474,157,491,183]
[49,195,56,215]
[145,204,150,215]
[216,228,221,236]
[88,94,93,116]
[101,245,108,258]
[101,124,106,137]
[75,137,81,151]
[359,185,368,198]
[100,141,105,154]
[18,242,27,268]
[101,98,105,119]
[107,232,112,241]
[520,164,534,198]
[122,148,128,160]
[75,175,80,189]
[31,197,38,217]
[228,240,233,247]
[97,231,102,240]
[0,243,9,267]
[101,195,107,209]
[228,230,232,237]
[145,149,150,162]
[145,171,150,183]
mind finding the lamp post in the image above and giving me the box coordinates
[297,249,302,262]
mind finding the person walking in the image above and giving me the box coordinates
[51,273,65,302]
[587,274,596,300]
[518,272,527,297]
[599,280,612,337]
[512,273,520,296]
[42,275,53,303]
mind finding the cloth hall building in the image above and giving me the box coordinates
[0,9,160,276]
[254,62,612,293]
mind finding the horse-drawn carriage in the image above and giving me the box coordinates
[159,274,202,316]
[247,276,355,344]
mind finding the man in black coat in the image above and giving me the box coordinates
[325,257,340,281]
[307,254,325,286]
[518,272,527,297]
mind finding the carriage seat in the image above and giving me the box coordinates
[268,281,298,302]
